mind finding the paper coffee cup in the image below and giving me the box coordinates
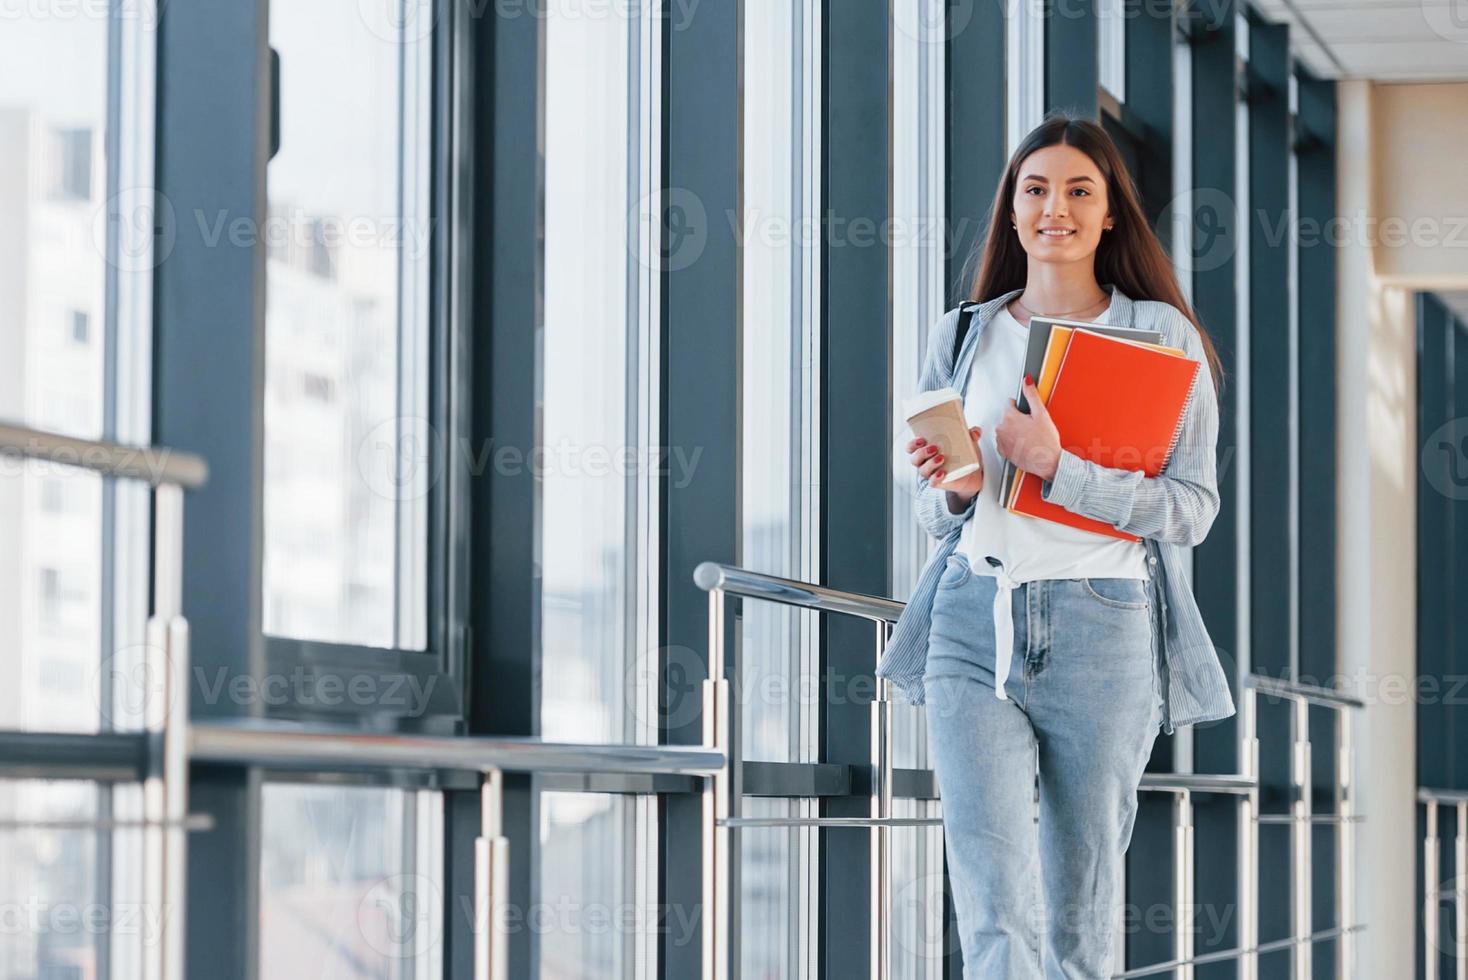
[903,387,981,487]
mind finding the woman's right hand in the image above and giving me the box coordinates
[907,428,984,504]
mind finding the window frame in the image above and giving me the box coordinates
[256,0,472,734]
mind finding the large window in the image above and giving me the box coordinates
[259,783,443,978]
[1006,0,1045,155]
[539,1,662,976]
[0,782,105,978]
[1098,0,1126,100]
[739,0,822,974]
[538,793,652,978]
[262,1,432,652]
[0,4,1362,980]
[0,6,112,734]
[540,0,659,750]
[0,5,156,980]
[741,0,820,773]
[889,2,950,974]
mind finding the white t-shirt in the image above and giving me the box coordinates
[957,299,1149,584]
[953,298,1150,702]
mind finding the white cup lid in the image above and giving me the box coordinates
[903,386,961,420]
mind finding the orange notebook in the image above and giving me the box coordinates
[1003,325,1185,510]
[1005,327,1200,541]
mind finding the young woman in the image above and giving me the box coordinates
[877,112,1234,978]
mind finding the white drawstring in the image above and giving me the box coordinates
[984,556,1018,701]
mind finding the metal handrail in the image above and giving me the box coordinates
[0,722,727,782]
[1239,677,1363,980]
[1245,672,1365,710]
[719,816,942,828]
[1420,787,1468,805]
[1139,772,1256,795]
[0,422,208,489]
[694,559,1369,980]
[2,416,1373,980]
[0,731,150,782]
[189,720,725,776]
[694,560,904,623]
[1111,924,1369,978]
[0,423,207,980]
[693,561,910,980]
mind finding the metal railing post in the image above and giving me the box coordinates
[1455,802,1467,980]
[475,769,508,980]
[1174,790,1194,980]
[1426,800,1440,980]
[1416,790,1468,980]
[1292,695,1312,980]
[1337,703,1354,980]
[1240,686,1259,980]
[682,565,1380,980]
[702,586,734,980]
[144,482,189,980]
[871,624,894,980]
[0,424,207,980]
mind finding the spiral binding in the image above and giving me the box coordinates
[1160,360,1201,473]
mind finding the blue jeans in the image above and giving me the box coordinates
[922,554,1164,979]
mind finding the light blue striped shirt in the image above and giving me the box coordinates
[878,283,1237,735]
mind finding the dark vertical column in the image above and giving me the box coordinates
[661,0,740,977]
[942,5,1007,973]
[1119,0,1179,971]
[440,788,479,979]
[154,0,270,974]
[155,0,269,732]
[1123,0,1175,246]
[1296,68,1340,980]
[1416,290,1461,980]
[1415,292,1440,980]
[946,0,1007,306]
[1454,316,1468,793]
[463,5,543,977]
[1417,292,1453,794]
[1295,71,1337,692]
[822,2,889,976]
[1247,20,1291,685]
[184,767,262,980]
[1244,24,1293,975]
[1450,316,1468,980]
[1184,1,1242,975]
[1045,0,1098,116]
[1255,693,1293,976]
[1186,0,1240,762]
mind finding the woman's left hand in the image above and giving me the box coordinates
[995,377,1062,481]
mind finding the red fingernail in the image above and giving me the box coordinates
[1024,373,1034,386]
[915,438,925,446]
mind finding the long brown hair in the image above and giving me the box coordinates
[963,110,1226,396]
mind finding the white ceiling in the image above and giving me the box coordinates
[1252,0,1468,83]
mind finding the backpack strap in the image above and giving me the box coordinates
[950,304,980,368]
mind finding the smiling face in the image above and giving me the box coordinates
[1009,143,1114,262]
